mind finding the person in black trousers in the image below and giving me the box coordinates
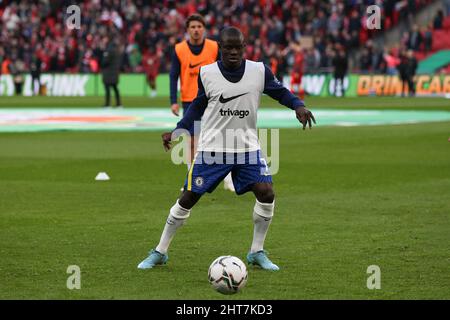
[405,50,418,97]
[101,36,123,108]
[397,50,417,97]
[397,51,408,97]
[332,46,348,97]
[30,54,42,96]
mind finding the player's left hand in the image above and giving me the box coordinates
[295,107,316,130]
[162,132,172,151]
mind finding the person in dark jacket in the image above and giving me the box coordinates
[407,25,423,51]
[397,51,408,97]
[405,50,418,97]
[433,10,444,30]
[30,54,42,96]
[332,46,348,97]
[101,36,122,108]
[397,50,417,97]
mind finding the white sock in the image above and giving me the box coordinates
[155,200,191,254]
[250,199,274,253]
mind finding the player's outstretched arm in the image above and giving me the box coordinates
[295,107,316,130]
[262,65,316,130]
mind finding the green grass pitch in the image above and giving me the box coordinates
[1,95,450,111]
[0,96,449,299]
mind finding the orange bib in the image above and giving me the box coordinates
[175,39,218,102]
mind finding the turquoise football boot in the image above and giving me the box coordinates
[137,249,168,269]
[247,250,280,271]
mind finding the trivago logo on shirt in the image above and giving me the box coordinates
[219,108,250,118]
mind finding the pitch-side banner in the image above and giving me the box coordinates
[284,74,450,97]
[0,74,160,97]
[1,74,449,97]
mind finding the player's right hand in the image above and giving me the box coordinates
[171,103,180,116]
[162,132,172,151]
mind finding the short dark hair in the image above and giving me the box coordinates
[185,14,206,28]
[219,27,244,44]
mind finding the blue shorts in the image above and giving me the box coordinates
[182,102,195,136]
[184,150,273,195]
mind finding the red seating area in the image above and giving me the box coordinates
[431,29,450,51]
[432,16,450,52]
[414,51,432,61]
[443,16,450,29]
[413,16,450,62]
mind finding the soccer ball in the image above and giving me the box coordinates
[208,256,248,295]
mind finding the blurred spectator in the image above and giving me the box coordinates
[312,10,327,33]
[142,47,162,98]
[397,50,417,97]
[2,4,20,31]
[127,44,142,73]
[347,30,360,68]
[372,45,386,73]
[1,54,11,75]
[332,46,348,96]
[289,45,305,99]
[80,49,99,73]
[400,31,410,49]
[304,47,320,74]
[433,10,444,30]
[101,36,123,108]
[384,48,400,75]
[319,44,335,72]
[407,25,423,51]
[348,10,361,34]
[406,0,417,26]
[269,53,280,80]
[359,48,372,73]
[30,54,42,96]
[327,11,342,35]
[423,24,433,53]
[405,50,418,96]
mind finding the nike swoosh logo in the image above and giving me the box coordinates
[219,92,249,103]
[189,62,204,68]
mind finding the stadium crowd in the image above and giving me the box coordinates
[0,0,448,87]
